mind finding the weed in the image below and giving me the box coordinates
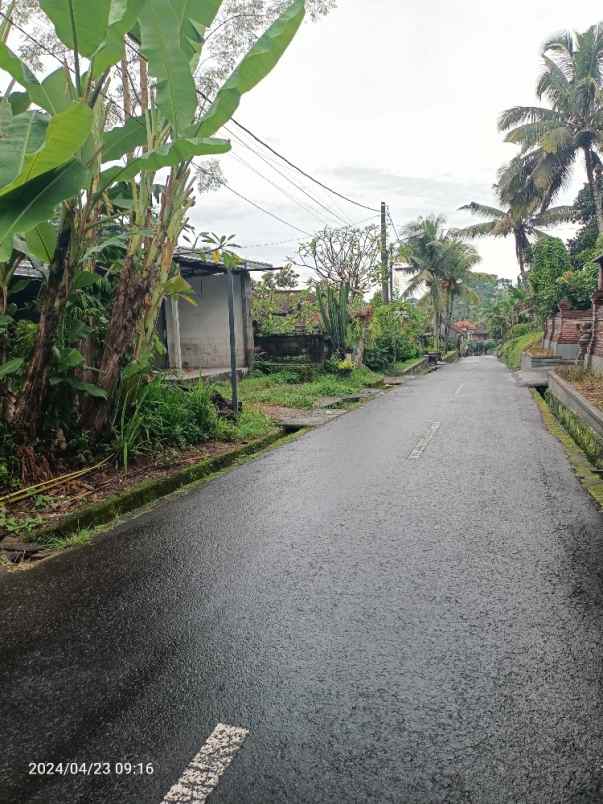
[0,508,43,537]
[45,528,96,551]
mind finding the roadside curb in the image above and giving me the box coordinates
[530,389,603,510]
[33,429,290,544]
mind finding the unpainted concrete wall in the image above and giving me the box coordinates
[179,274,246,369]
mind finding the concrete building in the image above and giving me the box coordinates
[160,250,275,379]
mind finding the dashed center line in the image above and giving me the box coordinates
[408,422,441,460]
[161,723,249,803]
[455,384,464,396]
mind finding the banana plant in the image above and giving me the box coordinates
[0,0,306,446]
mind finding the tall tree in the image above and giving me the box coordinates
[399,216,480,351]
[297,225,381,293]
[456,196,574,286]
[499,23,603,231]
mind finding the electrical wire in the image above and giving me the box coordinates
[218,180,313,237]
[225,124,352,226]
[229,149,335,228]
[1,13,378,241]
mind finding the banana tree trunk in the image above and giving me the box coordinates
[10,217,73,444]
[82,255,150,435]
[584,146,603,233]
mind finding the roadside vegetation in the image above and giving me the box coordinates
[0,0,313,494]
[497,329,544,370]
[455,23,603,363]
[212,367,382,411]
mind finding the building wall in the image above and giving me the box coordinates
[178,273,246,369]
[590,292,603,373]
[543,303,592,359]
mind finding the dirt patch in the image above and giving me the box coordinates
[257,404,308,420]
[556,367,603,411]
[0,439,266,539]
[526,346,554,357]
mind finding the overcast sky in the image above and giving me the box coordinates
[189,0,603,287]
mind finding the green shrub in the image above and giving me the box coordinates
[556,263,599,309]
[508,323,531,338]
[129,380,219,453]
[335,357,354,376]
[217,409,274,442]
[498,330,544,369]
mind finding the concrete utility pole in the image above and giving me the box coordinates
[381,201,389,303]
[226,269,239,420]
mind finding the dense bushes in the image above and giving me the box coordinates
[363,301,423,372]
[137,381,220,449]
[556,262,599,309]
[529,238,571,320]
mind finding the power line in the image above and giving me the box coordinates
[229,149,334,228]
[225,124,352,226]
[2,15,377,243]
[386,207,402,244]
[218,179,313,237]
[222,112,380,213]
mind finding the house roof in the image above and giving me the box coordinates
[173,248,278,277]
[453,319,478,332]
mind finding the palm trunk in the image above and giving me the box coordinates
[515,234,528,288]
[584,146,603,233]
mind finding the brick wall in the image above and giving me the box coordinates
[543,301,592,359]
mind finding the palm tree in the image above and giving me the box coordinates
[499,23,603,231]
[399,216,480,351]
[456,197,574,286]
[438,240,481,346]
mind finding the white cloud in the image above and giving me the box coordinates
[191,0,600,282]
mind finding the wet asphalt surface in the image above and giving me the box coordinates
[2,356,603,804]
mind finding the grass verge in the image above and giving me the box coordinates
[28,430,287,549]
[530,389,603,508]
[211,367,384,409]
[498,331,544,369]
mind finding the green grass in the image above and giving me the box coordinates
[211,367,384,410]
[498,330,544,370]
[217,408,276,441]
[45,527,97,552]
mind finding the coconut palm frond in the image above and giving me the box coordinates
[533,205,578,225]
[504,120,562,151]
[458,202,504,219]
[453,221,499,239]
[541,125,575,153]
[498,106,559,132]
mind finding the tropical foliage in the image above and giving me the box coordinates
[398,215,480,351]
[499,24,603,233]
[0,0,307,480]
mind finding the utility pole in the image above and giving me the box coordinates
[381,201,389,303]
[226,268,239,420]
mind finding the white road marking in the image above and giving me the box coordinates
[455,384,464,396]
[408,422,441,460]
[161,724,249,803]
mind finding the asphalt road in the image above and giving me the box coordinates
[2,357,603,804]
